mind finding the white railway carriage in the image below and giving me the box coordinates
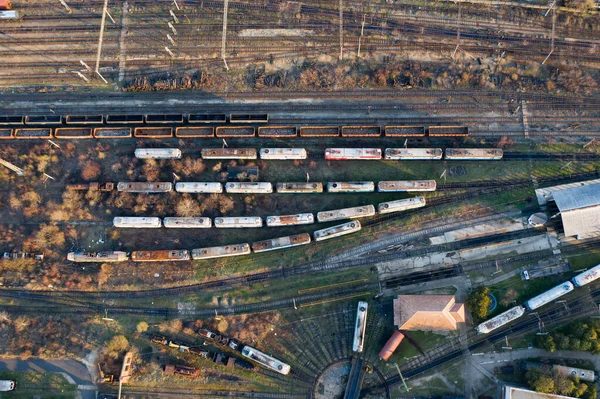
[275,182,323,193]
[67,251,128,262]
[325,148,382,160]
[215,216,263,228]
[113,217,162,228]
[525,282,574,310]
[476,306,526,334]
[191,243,251,260]
[266,213,314,227]
[163,217,212,228]
[353,301,368,352]
[384,148,443,160]
[225,182,273,194]
[175,182,223,193]
[327,182,375,193]
[252,233,311,253]
[259,148,307,160]
[378,180,437,192]
[378,197,426,214]
[117,182,173,193]
[134,148,182,159]
[317,205,376,223]
[314,221,361,241]
[444,148,503,160]
[241,346,291,375]
[572,264,600,287]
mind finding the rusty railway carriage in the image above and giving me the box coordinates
[145,114,184,124]
[117,182,173,193]
[24,115,62,125]
[175,127,214,138]
[317,205,376,223]
[257,126,297,138]
[0,116,24,125]
[327,181,375,193]
[275,182,323,193]
[444,148,503,160]
[214,216,263,228]
[385,126,426,137]
[134,148,182,159]
[384,148,443,160]
[14,128,52,139]
[201,148,257,160]
[65,115,103,124]
[216,126,256,138]
[163,217,212,228]
[0,129,13,139]
[191,243,251,260]
[188,113,227,124]
[134,127,173,138]
[299,126,339,137]
[229,113,269,123]
[113,216,162,228]
[378,197,426,214]
[67,251,128,262]
[314,221,362,241]
[175,182,223,193]
[341,126,381,137]
[93,127,132,138]
[324,148,382,160]
[225,182,273,194]
[265,213,314,227]
[251,233,312,253]
[106,114,144,124]
[54,128,93,139]
[377,180,437,192]
[428,125,469,137]
[131,250,191,262]
[259,148,307,160]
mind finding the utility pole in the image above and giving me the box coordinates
[0,157,24,176]
[173,0,180,11]
[221,0,230,70]
[440,169,447,183]
[338,0,344,60]
[167,34,176,46]
[452,0,461,59]
[169,9,179,24]
[95,0,109,80]
[80,60,92,72]
[583,138,596,148]
[164,47,175,58]
[59,0,71,12]
[390,363,410,391]
[75,71,90,83]
[502,336,512,350]
[357,14,366,58]
[542,7,555,65]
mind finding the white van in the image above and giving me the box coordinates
[0,380,16,391]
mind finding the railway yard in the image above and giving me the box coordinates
[1,0,600,399]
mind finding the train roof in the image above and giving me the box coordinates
[445,148,503,156]
[131,250,190,261]
[477,306,525,334]
[525,282,574,310]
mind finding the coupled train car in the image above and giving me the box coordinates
[131,250,191,262]
[265,213,314,227]
[325,148,382,161]
[314,221,362,241]
[327,182,375,193]
[378,180,437,192]
[275,182,323,193]
[317,205,376,223]
[259,148,307,160]
[378,197,426,214]
[241,346,290,375]
[163,217,212,228]
[252,233,311,253]
[175,182,223,193]
[353,301,368,353]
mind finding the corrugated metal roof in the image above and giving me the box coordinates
[504,385,577,399]
[534,179,600,206]
[553,183,600,212]
[560,206,600,238]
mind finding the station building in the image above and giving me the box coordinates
[535,179,600,240]
[503,385,577,399]
[393,295,465,331]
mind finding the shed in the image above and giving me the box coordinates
[378,330,405,361]
[552,183,600,239]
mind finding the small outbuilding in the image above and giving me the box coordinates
[393,295,465,331]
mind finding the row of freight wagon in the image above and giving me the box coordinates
[69,181,438,194]
[129,147,503,161]
[477,263,600,334]
[0,125,469,139]
[110,197,425,230]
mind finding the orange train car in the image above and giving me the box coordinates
[428,126,469,137]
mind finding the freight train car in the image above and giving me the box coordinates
[353,301,368,353]
[215,126,255,138]
[385,126,426,137]
[524,282,574,310]
[188,113,227,124]
[317,205,376,223]
[163,217,212,228]
[241,346,290,375]
[299,126,339,137]
[134,148,182,159]
[251,233,311,253]
[384,148,443,160]
[175,182,223,193]
[314,221,361,241]
[225,182,273,194]
[117,182,173,193]
[572,264,600,287]
[324,148,382,160]
[275,182,323,193]
[67,251,128,262]
[428,126,469,137]
[378,197,426,214]
[445,148,503,160]
[191,243,251,260]
[377,180,437,192]
[327,182,375,193]
[65,115,103,124]
[201,148,257,160]
[341,126,381,137]
[259,148,307,160]
[265,213,314,227]
[214,217,263,228]
[476,306,526,334]
[131,250,191,262]
[113,217,162,228]
[229,113,269,123]
[257,126,297,138]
